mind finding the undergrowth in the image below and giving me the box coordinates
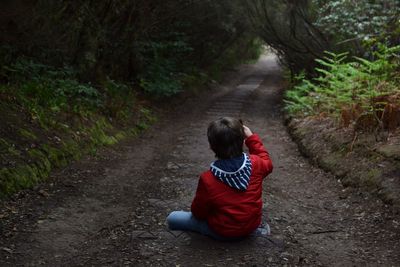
[285,43,400,132]
[0,33,263,198]
[0,59,156,198]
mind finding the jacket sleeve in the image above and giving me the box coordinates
[245,133,273,177]
[191,176,210,220]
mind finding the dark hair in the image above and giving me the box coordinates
[207,117,245,159]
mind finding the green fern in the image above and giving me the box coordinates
[285,43,400,121]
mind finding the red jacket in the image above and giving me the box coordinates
[191,134,273,238]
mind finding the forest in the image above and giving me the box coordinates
[0,0,399,198]
[1,0,399,199]
[0,0,263,196]
[1,1,400,266]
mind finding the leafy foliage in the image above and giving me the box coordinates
[285,44,400,131]
[0,58,142,130]
[135,31,192,96]
[314,0,400,43]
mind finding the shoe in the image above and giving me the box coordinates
[255,223,271,236]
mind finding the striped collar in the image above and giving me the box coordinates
[210,153,252,191]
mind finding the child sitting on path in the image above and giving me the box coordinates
[167,117,273,240]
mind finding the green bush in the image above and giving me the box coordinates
[285,43,400,128]
[137,32,194,96]
[139,59,183,96]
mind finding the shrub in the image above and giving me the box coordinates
[285,43,400,132]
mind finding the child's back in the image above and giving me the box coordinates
[167,117,273,240]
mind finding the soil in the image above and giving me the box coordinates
[287,117,400,209]
[0,55,399,266]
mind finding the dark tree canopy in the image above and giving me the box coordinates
[1,0,260,93]
[243,0,400,74]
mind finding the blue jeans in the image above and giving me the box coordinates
[167,211,241,241]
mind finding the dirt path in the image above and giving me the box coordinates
[1,55,399,266]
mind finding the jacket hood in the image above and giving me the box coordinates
[210,153,252,191]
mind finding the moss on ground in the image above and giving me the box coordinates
[377,144,400,160]
[0,108,156,199]
[319,151,342,171]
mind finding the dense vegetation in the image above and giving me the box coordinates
[0,0,261,197]
[243,0,400,133]
[285,45,400,134]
